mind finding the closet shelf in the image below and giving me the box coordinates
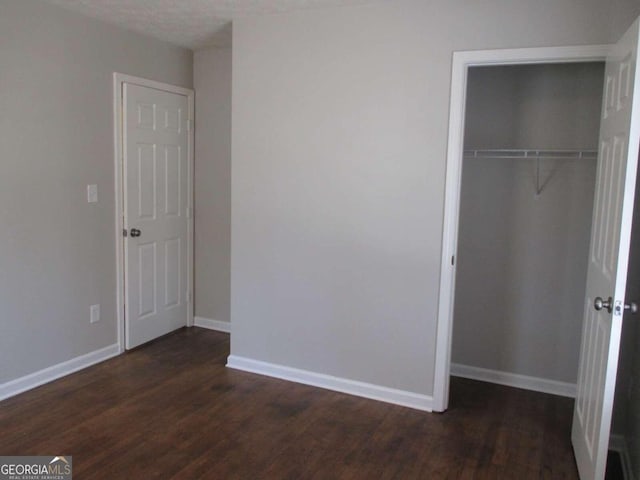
[463,149,598,160]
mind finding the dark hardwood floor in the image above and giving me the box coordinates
[0,328,580,479]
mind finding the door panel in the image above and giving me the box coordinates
[137,144,156,220]
[124,83,189,349]
[572,18,640,480]
[164,145,181,216]
[164,237,181,308]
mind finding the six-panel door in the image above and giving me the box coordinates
[572,18,640,480]
[123,83,189,349]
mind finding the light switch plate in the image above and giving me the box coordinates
[90,304,100,323]
[87,184,98,203]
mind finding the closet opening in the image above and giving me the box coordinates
[434,40,640,479]
[450,62,604,400]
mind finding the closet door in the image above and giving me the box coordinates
[572,18,640,480]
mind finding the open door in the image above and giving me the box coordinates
[572,18,640,480]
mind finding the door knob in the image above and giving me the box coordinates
[625,302,638,314]
[130,228,141,238]
[594,296,612,313]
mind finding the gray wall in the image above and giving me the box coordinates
[194,47,232,324]
[230,0,637,397]
[0,1,192,384]
[612,161,640,475]
[464,64,605,150]
[452,64,603,384]
[628,312,640,479]
[610,0,640,42]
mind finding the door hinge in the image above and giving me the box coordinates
[451,255,455,266]
[123,228,128,237]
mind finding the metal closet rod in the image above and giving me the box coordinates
[463,148,598,196]
[463,148,598,160]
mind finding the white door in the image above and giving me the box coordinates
[572,19,640,480]
[123,83,190,349]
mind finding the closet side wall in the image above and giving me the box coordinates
[453,63,604,385]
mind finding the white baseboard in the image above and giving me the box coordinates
[0,344,120,402]
[194,316,230,333]
[450,363,576,398]
[226,355,433,412]
[610,434,635,480]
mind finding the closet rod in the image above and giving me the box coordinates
[463,149,598,160]
[463,149,598,196]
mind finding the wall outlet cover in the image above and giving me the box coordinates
[90,304,100,323]
[87,184,98,203]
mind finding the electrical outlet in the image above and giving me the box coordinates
[90,304,100,324]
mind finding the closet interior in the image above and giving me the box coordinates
[451,62,605,392]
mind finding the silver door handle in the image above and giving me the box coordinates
[130,228,141,238]
[594,296,612,313]
[625,302,638,314]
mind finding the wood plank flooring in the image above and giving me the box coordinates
[0,328,580,479]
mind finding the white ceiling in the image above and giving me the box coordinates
[44,0,375,50]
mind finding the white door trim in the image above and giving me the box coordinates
[113,73,194,353]
[433,44,611,412]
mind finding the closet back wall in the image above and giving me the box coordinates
[452,63,604,385]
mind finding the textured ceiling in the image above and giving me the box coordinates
[44,0,375,50]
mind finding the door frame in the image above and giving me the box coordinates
[433,45,611,412]
[113,73,195,353]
